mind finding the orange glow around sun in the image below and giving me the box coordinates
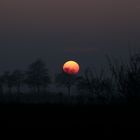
[63,60,80,75]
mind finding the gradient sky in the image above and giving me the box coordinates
[0,0,140,75]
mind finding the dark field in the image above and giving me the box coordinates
[0,103,140,129]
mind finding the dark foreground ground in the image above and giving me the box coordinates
[0,103,140,129]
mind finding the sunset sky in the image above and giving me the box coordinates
[0,0,140,74]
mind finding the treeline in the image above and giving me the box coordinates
[0,60,51,94]
[0,53,140,104]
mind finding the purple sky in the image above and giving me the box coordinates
[0,0,140,75]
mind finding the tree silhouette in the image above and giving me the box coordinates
[25,59,51,94]
[0,75,4,94]
[12,70,24,93]
[55,72,77,96]
[2,71,14,93]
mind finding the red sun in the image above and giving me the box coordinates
[63,60,80,75]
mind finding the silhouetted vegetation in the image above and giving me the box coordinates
[25,59,51,94]
[55,72,78,96]
[0,54,140,105]
[77,68,114,104]
[12,70,24,93]
[107,53,140,104]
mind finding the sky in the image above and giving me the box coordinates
[0,0,140,75]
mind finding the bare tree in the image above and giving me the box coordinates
[107,53,140,103]
[77,68,113,103]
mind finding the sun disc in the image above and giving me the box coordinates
[63,60,80,75]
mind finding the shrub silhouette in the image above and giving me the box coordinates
[107,53,140,103]
[77,68,113,103]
